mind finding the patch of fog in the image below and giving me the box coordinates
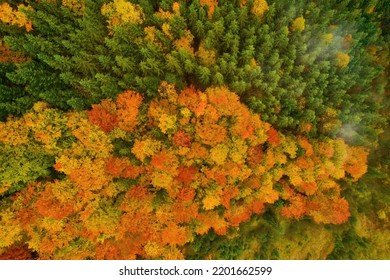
[303,22,356,65]
[339,123,359,142]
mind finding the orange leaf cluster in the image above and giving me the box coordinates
[88,100,118,133]
[0,84,369,259]
[105,157,141,179]
[117,90,143,132]
[200,0,218,17]
[0,41,30,64]
[0,245,33,260]
[61,0,84,15]
[0,3,33,31]
[267,127,280,146]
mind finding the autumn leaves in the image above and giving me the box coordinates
[0,83,368,259]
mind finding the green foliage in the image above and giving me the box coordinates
[0,0,385,147]
[0,63,33,121]
[0,143,54,194]
[327,229,369,260]
[0,0,388,260]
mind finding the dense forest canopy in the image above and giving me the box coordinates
[0,0,388,259]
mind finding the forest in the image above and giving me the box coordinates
[0,0,388,260]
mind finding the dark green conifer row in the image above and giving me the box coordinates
[1,0,386,146]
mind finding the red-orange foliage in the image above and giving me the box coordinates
[214,172,227,186]
[344,146,368,181]
[34,186,74,220]
[121,185,153,212]
[150,151,178,174]
[176,166,198,185]
[177,85,207,117]
[105,157,141,179]
[0,84,369,259]
[281,194,307,219]
[206,86,240,115]
[299,182,317,195]
[267,127,280,146]
[0,41,30,63]
[248,199,265,214]
[247,145,264,167]
[95,240,122,260]
[170,201,198,223]
[177,186,196,202]
[197,211,228,235]
[298,137,314,156]
[225,204,252,227]
[88,99,117,133]
[231,107,254,139]
[308,195,350,224]
[116,90,142,132]
[200,0,218,17]
[318,141,334,158]
[220,186,240,209]
[161,223,189,246]
[186,142,209,160]
[196,121,227,146]
[0,245,33,260]
[173,130,192,147]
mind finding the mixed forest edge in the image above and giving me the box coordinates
[0,0,389,260]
